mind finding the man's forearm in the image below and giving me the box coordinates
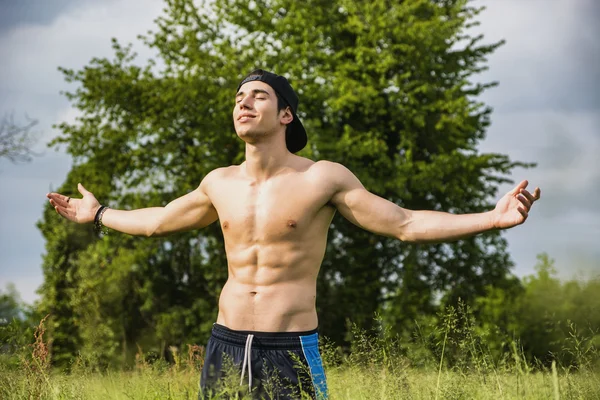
[100,207,165,237]
[399,210,496,243]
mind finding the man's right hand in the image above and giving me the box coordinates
[46,183,101,224]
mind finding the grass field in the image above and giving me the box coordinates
[2,316,600,399]
[2,361,599,399]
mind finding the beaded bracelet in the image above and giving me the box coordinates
[94,205,109,236]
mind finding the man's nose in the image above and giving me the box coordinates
[238,96,253,109]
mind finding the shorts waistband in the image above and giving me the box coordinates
[211,323,319,350]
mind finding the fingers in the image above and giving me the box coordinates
[48,198,63,210]
[46,184,89,222]
[54,205,70,219]
[509,180,528,195]
[46,183,91,209]
[517,193,532,209]
[48,194,79,222]
[78,183,90,196]
[519,186,542,209]
[519,189,536,204]
[517,206,529,221]
[47,193,71,208]
[510,181,541,200]
[52,198,72,217]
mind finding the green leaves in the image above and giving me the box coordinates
[38,0,530,364]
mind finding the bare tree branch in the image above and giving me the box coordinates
[0,114,41,163]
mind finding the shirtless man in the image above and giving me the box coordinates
[47,69,541,399]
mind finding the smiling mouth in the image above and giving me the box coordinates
[238,115,256,122]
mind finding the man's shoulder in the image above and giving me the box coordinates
[305,159,336,171]
[199,165,241,191]
[205,165,241,180]
[307,160,352,180]
[302,160,358,197]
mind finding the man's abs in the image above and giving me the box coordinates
[216,275,318,332]
[216,239,325,332]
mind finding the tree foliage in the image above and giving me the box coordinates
[39,0,531,367]
[0,284,22,326]
[0,285,40,369]
[473,254,600,368]
[517,254,600,368]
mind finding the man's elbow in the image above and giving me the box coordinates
[146,221,164,237]
[396,231,420,243]
[395,214,417,242]
[145,209,170,237]
[145,227,157,237]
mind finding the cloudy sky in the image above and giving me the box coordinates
[0,0,598,304]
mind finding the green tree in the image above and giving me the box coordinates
[472,253,600,368]
[472,278,524,362]
[516,254,600,367]
[0,284,40,369]
[39,0,529,365]
[218,0,529,340]
[37,183,96,368]
[0,284,22,325]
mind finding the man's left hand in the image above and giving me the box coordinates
[493,180,541,229]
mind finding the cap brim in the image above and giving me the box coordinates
[285,115,307,153]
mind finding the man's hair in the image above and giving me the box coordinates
[242,70,289,114]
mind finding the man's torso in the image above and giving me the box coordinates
[204,157,338,332]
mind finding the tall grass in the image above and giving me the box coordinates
[2,356,598,399]
[1,307,599,400]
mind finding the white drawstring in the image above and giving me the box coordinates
[240,334,254,391]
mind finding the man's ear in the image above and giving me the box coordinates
[280,107,294,125]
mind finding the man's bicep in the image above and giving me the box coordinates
[157,179,219,234]
[330,167,410,240]
[176,186,218,228]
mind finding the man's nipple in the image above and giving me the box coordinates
[287,219,297,228]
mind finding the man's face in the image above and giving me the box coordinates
[233,81,290,143]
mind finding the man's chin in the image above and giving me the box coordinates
[236,129,262,140]
[236,131,260,145]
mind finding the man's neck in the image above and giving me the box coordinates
[243,141,291,182]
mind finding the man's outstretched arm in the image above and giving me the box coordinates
[46,174,219,237]
[326,162,541,243]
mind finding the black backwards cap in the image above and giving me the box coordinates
[237,70,307,153]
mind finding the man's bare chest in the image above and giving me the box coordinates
[210,177,333,242]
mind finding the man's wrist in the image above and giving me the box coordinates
[486,210,499,230]
[94,205,110,235]
[92,205,102,223]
